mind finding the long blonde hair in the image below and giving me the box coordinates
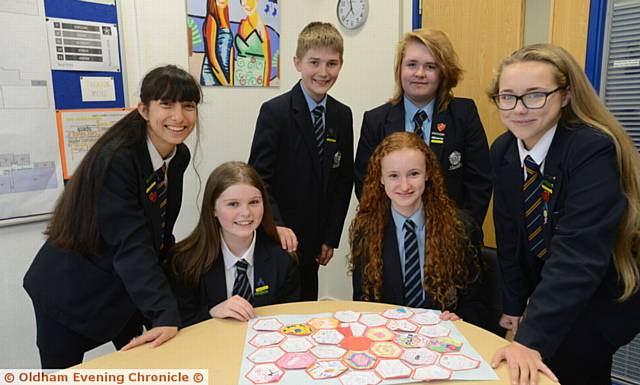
[489,44,640,300]
[389,29,462,113]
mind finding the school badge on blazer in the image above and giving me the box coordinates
[332,151,342,169]
[255,278,270,296]
[448,151,462,170]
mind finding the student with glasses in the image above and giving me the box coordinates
[489,44,640,385]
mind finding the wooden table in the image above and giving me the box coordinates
[77,301,555,384]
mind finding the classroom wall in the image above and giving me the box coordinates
[0,0,413,368]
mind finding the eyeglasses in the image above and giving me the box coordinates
[492,87,565,110]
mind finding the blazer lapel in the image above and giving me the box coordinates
[291,83,321,179]
[382,217,404,304]
[541,126,566,214]
[499,139,525,230]
[137,142,163,251]
[429,103,449,166]
[204,258,228,308]
[252,236,275,307]
[383,103,405,136]
[321,97,340,189]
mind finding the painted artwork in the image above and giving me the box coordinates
[238,309,499,384]
[187,0,280,87]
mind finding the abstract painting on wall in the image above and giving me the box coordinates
[187,0,280,87]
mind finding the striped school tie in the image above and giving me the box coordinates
[403,219,423,308]
[232,259,253,302]
[156,163,167,250]
[413,110,428,139]
[312,105,325,162]
[523,155,547,259]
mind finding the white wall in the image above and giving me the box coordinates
[0,0,413,368]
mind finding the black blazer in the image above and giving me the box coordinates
[23,140,188,342]
[354,99,492,228]
[491,122,640,359]
[248,82,353,263]
[351,211,489,328]
[173,231,301,327]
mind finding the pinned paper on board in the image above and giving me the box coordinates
[239,308,498,384]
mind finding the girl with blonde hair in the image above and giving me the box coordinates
[489,43,640,385]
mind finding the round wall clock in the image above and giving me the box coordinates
[336,0,369,30]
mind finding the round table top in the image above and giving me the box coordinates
[76,300,555,384]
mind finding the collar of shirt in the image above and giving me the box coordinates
[146,135,177,172]
[300,82,327,115]
[221,230,257,271]
[517,124,557,178]
[390,205,426,231]
[404,96,435,134]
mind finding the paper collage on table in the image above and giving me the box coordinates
[239,308,498,384]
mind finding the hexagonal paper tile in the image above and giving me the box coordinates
[310,345,347,359]
[339,370,382,385]
[418,324,450,338]
[344,351,377,370]
[306,360,347,380]
[280,336,313,352]
[250,332,285,348]
[370,341,403,358]
[348,322,367,337]
[245,363,285,384]
[426,336,463,353]
[312,329,344,345]
[280,323,314,336]
[411,310,441,325]
[374,359,412,379]
[401,347,440,366]
[308,317,339,329]
[439,354,480,371]
[364,326,394,341]
[387,319,418,332]
[412,364,451,381]
[340,336,373,351]
[382,307,414,319]
[248,347,285,363]
[253,318,284,331]
[359,313,387,327]
[394,333,429,348]
[276,352,316,369]
[334,310,360,322]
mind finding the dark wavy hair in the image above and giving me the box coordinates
[168,161,283,287]
[46,65,202,256]
[349,132,474,308]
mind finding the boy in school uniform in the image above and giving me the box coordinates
[249,21,353,300]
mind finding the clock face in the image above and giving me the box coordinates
[337,0,368,30]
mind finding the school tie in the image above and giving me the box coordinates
[523,156,547,259]
[232,259,253,302]
[156,163,168,250]
[413,110,428,139]
[403,219,423,308]
[312,105,325,162]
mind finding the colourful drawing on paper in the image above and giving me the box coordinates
[187,0,280,87]
[239,309,499,384]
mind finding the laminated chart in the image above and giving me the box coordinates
[0,1,64,221]
[239,308,498,384]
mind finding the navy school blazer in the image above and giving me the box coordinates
[491,121,640,359]
[354,99,492,228]
[248,82,353,264]
[351,211,489,328]
[172,231,301,327]
[23,140,189,342]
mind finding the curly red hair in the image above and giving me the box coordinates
[349,132,474,308]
